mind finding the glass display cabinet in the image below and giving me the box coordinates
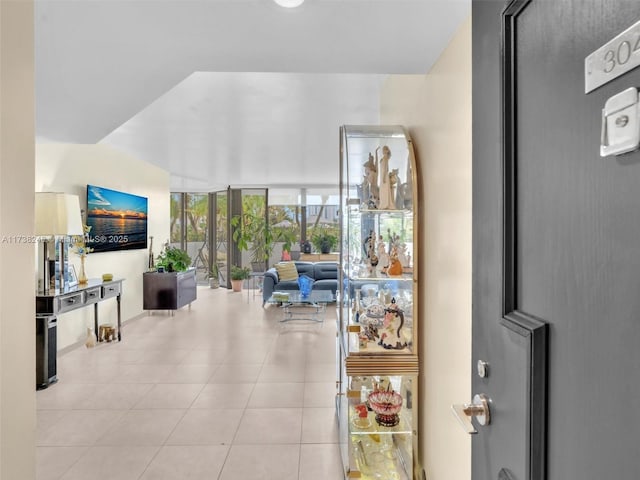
[337,125,420,479]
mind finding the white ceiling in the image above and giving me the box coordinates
[35,0,471,191]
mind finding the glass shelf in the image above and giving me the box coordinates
[350,432,412,480]
[349,409,414,436]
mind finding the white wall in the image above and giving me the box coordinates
[380,16,472,480]
[0,1,36,478]
[36,144,170,349]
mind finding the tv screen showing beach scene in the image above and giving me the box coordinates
[86,185,148,253]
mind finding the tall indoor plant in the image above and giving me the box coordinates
[231,201,273,271]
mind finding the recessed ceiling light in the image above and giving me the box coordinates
[273,0,304,8]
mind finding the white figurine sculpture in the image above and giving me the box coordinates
[377,235,389,274]
[362,153,379,208]
[376,146,395,209]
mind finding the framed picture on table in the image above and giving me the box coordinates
[67,265,78,287]
[48,260,78,289]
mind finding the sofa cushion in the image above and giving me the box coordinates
[274,280,300,290]
[275,262,299,281]
[294,262,315,277]
[314,279,337,291]
[313,261,339,280]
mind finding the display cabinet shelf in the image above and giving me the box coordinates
[350,433,412,480]
[337,125,421,479]
[348,410,414,436]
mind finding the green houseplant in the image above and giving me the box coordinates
[311,231,338,254]
[156,243,192,272]
[231,206,273,271]
[274,226,298,260]
[230,265,250,292]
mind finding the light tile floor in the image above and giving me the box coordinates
[37,287,344,480]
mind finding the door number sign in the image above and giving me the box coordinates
[585,19,640,93]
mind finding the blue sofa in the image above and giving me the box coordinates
[263,261,338,305]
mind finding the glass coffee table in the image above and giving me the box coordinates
[267,290,335,323]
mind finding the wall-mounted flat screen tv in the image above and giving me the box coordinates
[86,184,148,253]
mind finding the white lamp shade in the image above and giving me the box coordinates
[273,0,304,7]
[35,192,84,236]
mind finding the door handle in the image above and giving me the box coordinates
[451,393,491,434]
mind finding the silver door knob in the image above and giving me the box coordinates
[451,393,491,434]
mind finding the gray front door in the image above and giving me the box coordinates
[472,1,640,479]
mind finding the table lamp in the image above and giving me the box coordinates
[35,193,84,293]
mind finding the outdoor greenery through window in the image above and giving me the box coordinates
[170,188,339,285]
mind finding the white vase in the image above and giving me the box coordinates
[85,327,96,348]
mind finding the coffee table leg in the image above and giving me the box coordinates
[279,302,326,323]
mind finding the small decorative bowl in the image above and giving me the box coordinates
[368,389,403,427]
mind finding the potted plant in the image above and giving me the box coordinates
[275,226,298,261]
[311,231,338,254]
[289,242,301,261]
[230,265,250,292]
[156,243,192,272]
[231,209,273,272]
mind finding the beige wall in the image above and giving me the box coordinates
[381,16,472,480]
[36,144,170,349]
[0,1,36,478]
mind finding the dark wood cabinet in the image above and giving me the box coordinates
[143,268,197,311]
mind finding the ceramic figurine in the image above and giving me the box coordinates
[376,235,389,274]
[85,327,96,348]
[353,289,362,322]
[363,230,378,277]
[389,168,399,208]
[363,230,376,263]
[384,230,403,276]
[387,255,403,276]
[379,299,407,350]
[362,153,379,208]
[376,146,394,209]
[364,324,379,342]
[368,253,379,277]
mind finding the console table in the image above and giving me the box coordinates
[35,279,124,389]
[36,278,124,340]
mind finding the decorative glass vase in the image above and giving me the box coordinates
[297,274,314,298]
[78,256,88,284]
